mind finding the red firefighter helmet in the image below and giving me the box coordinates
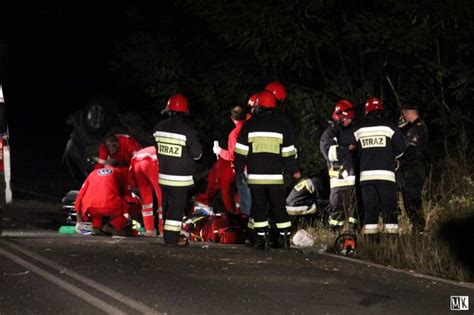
[247,94,258,107]
[256,90,277,108]
[165,94,189,113]
[332,99,355,121]
[364,97,383,115]
[265,81,287,101]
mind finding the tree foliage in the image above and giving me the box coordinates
[110,0,474,173]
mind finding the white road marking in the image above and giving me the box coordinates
[1,240,162,315]
[315,250,474,290]
[0,248,126,315]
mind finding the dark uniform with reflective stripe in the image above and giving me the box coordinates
[320,123,358,230]
[234,109,299,248]
[154,115,202,244]
[286,176,329,216]
[353,113,405,235]
[398,117,428,232]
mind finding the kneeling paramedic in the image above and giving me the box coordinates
[234,90,301,250]
[75,162,133,236]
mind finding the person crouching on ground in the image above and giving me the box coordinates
[75,160,135,236]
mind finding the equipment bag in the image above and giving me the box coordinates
[217,227,246,244]
[201,214,229,242]
[186,213,247,244]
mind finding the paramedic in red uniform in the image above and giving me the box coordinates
[129,146,163,237]
[94,134,141,170]
[194,105,247,213]
[75,163,133,236]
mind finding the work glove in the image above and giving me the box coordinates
[213,140,221,156]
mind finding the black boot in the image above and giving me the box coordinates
[164,231,186,247]
[278,228,291,250]
[253,228,269,250]
[268,227,280,249]
[245,228,255,247]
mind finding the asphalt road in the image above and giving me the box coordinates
[1,199,473,314]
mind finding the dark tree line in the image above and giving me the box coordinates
[110,0,474,173]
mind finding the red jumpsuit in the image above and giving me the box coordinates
[129,146,163,233]
[94,134,141,169]
[194,120,245,213]
[75,166,130,231]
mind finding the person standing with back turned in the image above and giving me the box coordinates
[234,90,301,250]
[154,94,202,247]
[353,98,405,241]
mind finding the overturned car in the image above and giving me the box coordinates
[62,99,155,224]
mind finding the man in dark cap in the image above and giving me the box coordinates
[397,103,429,233]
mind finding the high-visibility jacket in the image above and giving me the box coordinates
[94,134,141,169]
[219,120,245,162]
[286,176,328,215]
[320,123,357,190]
[154,115,202,188]
[234,109,299,187]
[75,166,129,219]
[353,113,405,184]
[129,146,162,205]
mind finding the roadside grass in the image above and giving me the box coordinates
[307,152,474,282]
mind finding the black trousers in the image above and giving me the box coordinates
[399,165,426,231]
[250,186,291,230]
[361,182,398,232]
[162,187,189,244]
[328,186,358,227]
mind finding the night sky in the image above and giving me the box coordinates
[1,3,473,197]
[1,6,137,193]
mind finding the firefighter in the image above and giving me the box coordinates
[154,94,202,247]
[235,90,301,250]
[353,98,405,239]
[264,81,295,139]
[265,81,286,104]
[129,146,163,237]
[94,133,141,170]
[397,103,429,233]
[286,176,329,217]
[75,161,134,236]
[194,105,247,214]
[320,100,359,232]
